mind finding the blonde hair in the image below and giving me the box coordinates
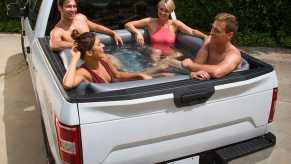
[158,0,175,12]
[215,12,238,34]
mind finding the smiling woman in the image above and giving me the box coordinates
[124,0,207,64]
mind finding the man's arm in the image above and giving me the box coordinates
[49,29,74,51]
[87,19,123,45]
[182,38,209,70]
[184,52,241,78]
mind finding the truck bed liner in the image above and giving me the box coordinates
[38,38,273,103]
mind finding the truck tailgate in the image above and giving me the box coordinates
[78,71,277,164]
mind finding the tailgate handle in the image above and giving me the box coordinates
[174,85,214,107]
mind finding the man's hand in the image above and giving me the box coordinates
[113,32,123,45]
[190,71,210,80]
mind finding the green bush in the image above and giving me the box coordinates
[0,20,21,32]
[233,32,276,47]
[0,0,21,32]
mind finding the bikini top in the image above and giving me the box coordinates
[81,59,115,83]
[150,24,176,55]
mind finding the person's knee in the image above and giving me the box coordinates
[150,48,162,62]
[182,58,193,68]
[151,48,162,55]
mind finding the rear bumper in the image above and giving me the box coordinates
[214,132,276,164]
[160,132,276,164]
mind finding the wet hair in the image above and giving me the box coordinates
[215,12,238,34]
[158,0,175,12]
[71,30,96,59]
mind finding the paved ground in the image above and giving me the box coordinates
[0,34,290,164]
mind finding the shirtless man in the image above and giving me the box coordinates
[182,13,241,80]
[49,0,123,51]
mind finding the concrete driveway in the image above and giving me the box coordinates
[0,34,290,164]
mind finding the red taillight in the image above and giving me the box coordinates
[268,88,278,123]
[55,117,82,164]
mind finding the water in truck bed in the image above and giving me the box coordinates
[104,44,189,75]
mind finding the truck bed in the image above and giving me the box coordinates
[36,36,277,164]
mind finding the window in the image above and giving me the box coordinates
[28,0,43,29]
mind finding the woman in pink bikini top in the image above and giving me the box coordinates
[150,23,176,55]
[125,0,207,61]
[62,30,151,90]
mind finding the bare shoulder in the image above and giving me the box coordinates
[145,17,155,24]
[229,45,241,58]
[50,26,64,37]
[226,45,241,64]
[172,19,183,26]
[200,36,211,49]
[75,13,88,21]
[77,67,91,80]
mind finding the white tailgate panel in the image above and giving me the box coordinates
[79,72,277,164]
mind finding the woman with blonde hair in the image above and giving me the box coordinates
[125,0,207,63]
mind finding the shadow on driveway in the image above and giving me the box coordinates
[3,53,47,164]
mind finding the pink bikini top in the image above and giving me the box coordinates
[150,24,176,55]
[81,60,114,83]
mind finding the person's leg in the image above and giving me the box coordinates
[108,54,123,70]
[150,48,162,64]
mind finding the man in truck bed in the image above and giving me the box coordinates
[49,0,123,51]
[182,12,242,80]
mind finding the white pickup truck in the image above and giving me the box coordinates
[7,0,278,164]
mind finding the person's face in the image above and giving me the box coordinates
[158,4,171,20]
[210,20,233,44]
[91,38,105,57]
[59,0,77,20]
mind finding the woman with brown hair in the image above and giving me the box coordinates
[63,30,152,90]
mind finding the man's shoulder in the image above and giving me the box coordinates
[75,13,87,20]
[201,37,211,49]
[50,26,65,36]
[228,44,241,56]
[225,45,241,64]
